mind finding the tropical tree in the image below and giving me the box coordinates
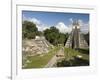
[22,20,38,39]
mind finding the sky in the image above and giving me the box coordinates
[22,11,89,33]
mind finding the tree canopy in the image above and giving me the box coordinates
[22,20,38,39]
[44,26,69,46]
[22,20,69,46]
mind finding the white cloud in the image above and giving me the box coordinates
[78,19,83,26]
[78,19,89,33]
[29,18,41,25]
[23,15,89,34]
[81,23,89,33]
[69,18,73,23]
[55,22,72,33]
[23,16,49,31]
[36,24,50,31]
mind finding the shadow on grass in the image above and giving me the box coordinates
[57,56,89,67]
[77,48,89,55]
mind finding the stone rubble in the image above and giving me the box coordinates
[22,36,53,56]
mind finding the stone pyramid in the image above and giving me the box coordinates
[65,20,88,49]
[22,36,53,56]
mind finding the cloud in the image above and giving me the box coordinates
[23,15,89,34]
[69,18,73,23]
[29,18,41,25]
[78,19,89,33]
[55,22,72,33]
[36,24,50,31]
[23,16,49,31]
[23,16,72,33]
[81,23,89,33]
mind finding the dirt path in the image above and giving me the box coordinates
[44,47,65,68]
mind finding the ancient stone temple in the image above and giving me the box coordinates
[22,36,53,56]
[65,20,88,49]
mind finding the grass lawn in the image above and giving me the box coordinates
[22,47,60,69]
[57,48,89,67]
[64,48,89,61]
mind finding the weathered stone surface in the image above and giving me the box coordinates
[65,20,88,49]
[22,36,53,56]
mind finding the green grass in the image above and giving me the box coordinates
[56,48,89,67]
[22,47,60,69]
[22,47,89,68]
[64,48,89,61]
